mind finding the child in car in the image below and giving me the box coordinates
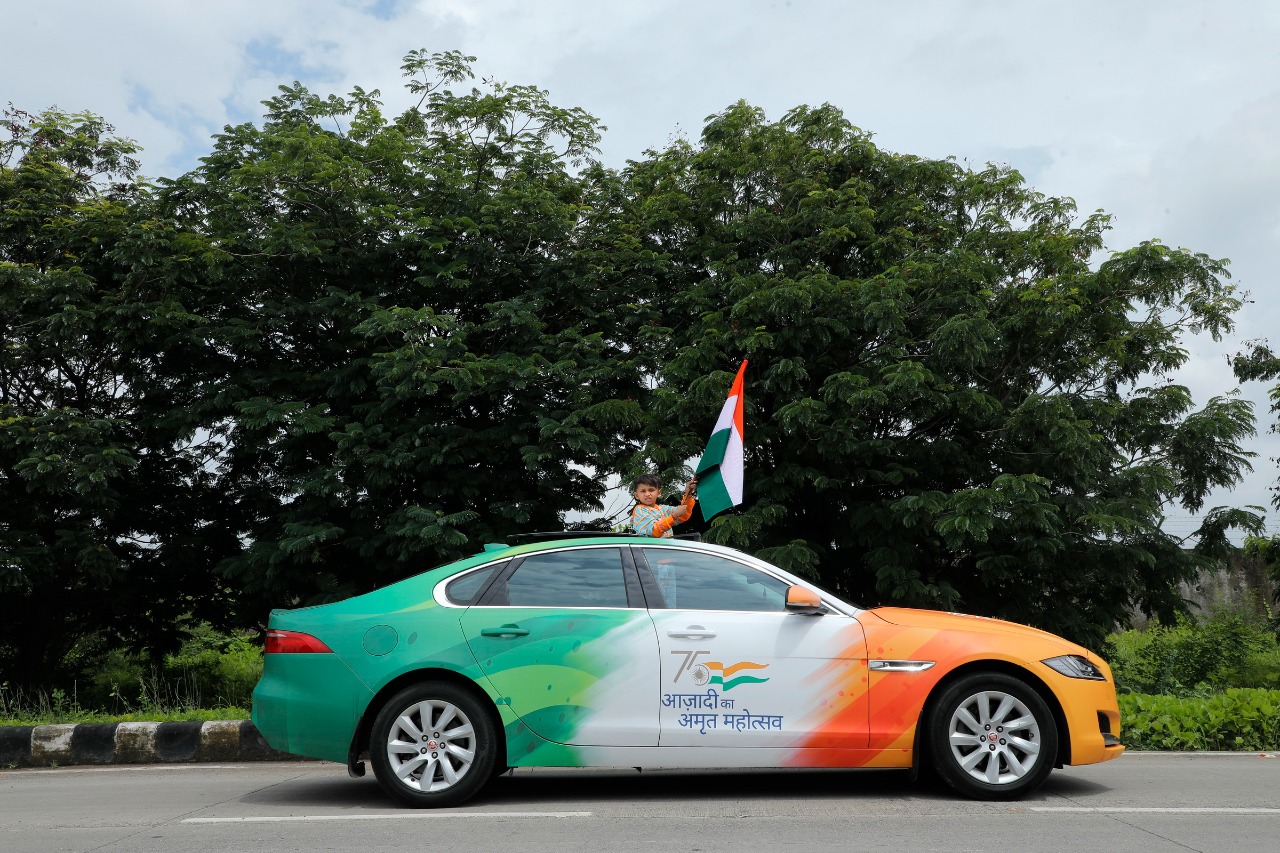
[630,473,698,538]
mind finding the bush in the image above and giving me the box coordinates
[163,626,262,709]
[1119,690,1280,750]
[1105,610,1280,695]
[3,622,263,723]
[65,623,261,717]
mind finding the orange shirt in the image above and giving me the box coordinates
[631,495,696,537]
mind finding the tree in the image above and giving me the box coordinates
[1,55,659,689]
[1233,342,1280,515]
[154,51,651,610]
[4,63,1268,688]
[1235,334,1280,623]
[0,107,236,686]
[625,102,1262,647]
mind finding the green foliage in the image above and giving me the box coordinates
[0,678,248,726]
[1,52,1270,690]
[2,54,653,684]
[0,622,260,723]
[151,50,651,611]
[627,101,1263,646]
[1119,690,1280,751]
[1,106,237,687]
[90,622,263,713]
[162,624,262,709]
[1111,604,1280,751]
[1105,611,1280,695]
[1233,343,1280,516]
[0,682,92,726]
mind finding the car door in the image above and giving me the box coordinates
[458,545,660,746]
[637,545,869,748]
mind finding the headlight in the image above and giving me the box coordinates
[1041,654,1106,681]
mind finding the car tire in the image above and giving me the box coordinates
[926,671,1058,800]
[369,681,498,808]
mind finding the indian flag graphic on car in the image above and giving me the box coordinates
[688,660,769,691]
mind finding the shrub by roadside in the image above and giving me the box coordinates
[159,624,261,709]
[1,622,261,727]
[1119,689,1280,751]
[1104,607,1280,750]
[1104,610,1280,695]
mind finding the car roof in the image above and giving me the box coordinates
[477,533,707,560]
[502,531,703,544]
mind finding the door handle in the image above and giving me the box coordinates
[667,625,717,640]
[480,624,530,638]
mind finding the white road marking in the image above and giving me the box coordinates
[185,812,593,823]
[1032,807,1280,814]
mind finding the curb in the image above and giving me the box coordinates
[0,721,295,768]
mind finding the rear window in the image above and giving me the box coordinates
[444,561,506,605]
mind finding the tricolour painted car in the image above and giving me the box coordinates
[251,535,1123,807]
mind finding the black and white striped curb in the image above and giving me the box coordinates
[0,721,295,768]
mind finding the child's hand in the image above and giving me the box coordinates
[683,477,698,498]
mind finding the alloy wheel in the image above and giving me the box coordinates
[946,688,1042,785]
[383,698,478,793]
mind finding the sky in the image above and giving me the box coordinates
[7,0,1279,536]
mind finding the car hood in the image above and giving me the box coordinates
[865,607,1087,656]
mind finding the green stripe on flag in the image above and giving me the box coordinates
[696,427,736,520]
[696,467,734,520]
[697,427,732,472]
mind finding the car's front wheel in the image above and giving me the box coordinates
[369,682,497,807]
[927,672,1058,800]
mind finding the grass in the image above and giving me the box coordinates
[0,680,249,727]
[0,707,250,727]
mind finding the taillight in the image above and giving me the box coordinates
[264,630,334,654]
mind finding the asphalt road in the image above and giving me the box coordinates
[3,753,1278,852]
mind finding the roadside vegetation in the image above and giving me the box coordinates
[1108,605,1280,750]
[0,623,257,726]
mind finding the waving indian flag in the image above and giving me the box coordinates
[695,360,748,520]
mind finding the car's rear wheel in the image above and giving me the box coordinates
[927,672,1058,800]
[369,682,497,807]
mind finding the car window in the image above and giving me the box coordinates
[493,548,629,608]
[639,548,791,612]
[444,561,505,605]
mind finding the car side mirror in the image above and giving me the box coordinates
[785,585,825,615]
